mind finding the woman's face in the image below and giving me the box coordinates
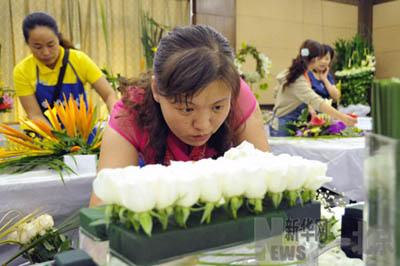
[27,26,60,69]
[307,57,321,70]
[153,79,232,147]
[317,53,332,71]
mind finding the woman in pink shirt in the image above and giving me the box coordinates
[90,25,269,206]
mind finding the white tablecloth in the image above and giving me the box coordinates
[268,136,366,201]
[0,167,95,265]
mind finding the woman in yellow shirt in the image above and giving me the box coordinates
[13,12,118,124]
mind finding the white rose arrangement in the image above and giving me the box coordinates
[93,141,332,236]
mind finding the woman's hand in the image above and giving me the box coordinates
[341,114,358,127]
[318,101,357,127]
[319,66,329,81]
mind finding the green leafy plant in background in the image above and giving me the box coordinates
[333,34,375,107]
[140,12,169,70]
[99,0,121,92]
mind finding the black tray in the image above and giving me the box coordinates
[108,201,320,266]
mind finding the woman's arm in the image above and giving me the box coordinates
[92,76,119,112]
[233,103,270,152]
[318,101,357,126]
[308,104,317,117]
[89,124,140,207]
[19,95,51,125]
[321,68,340,102]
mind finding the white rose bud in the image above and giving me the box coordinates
[7,231,18,241]
[38,214,54,230]
[24,223,37,240]
[19,231,30,245]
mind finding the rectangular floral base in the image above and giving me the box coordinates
[108,201,320,266]
[79,206,108,241]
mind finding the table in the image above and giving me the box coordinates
[0,164,96,265]
[267,135,366,202]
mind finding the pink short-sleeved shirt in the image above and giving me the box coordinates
[109,79,256,164]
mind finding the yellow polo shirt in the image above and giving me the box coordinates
[13,46,103,96]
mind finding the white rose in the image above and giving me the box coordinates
[143,164,177,210]
[19,231,30,245]
[218,158,247,199]
[93,168,125,205]
[24,223,38,240]
[121,175,156,213]
[243,163,267,199]
[37,214,54,230]
[195,159,222,203]
[7,231,18,241]
[264,160,288,193]
[284,157,308,190]
[171,163,201,207]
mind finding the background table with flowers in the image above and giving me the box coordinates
[266,134,366,202]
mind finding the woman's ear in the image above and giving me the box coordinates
[151,76,160,103]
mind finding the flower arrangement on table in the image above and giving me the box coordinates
[285,106,363,137]
[0,209,79,265]
[93,141,332,236]
[0,94,103,180]
[235,42,272,99]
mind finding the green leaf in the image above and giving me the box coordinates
[254,199,263,213]
[128,212,140,232]
[230,197,243,219]
[59,237,72,252]
[139,212,153,236]
[284,190,298,207]
[155,209,169,230]
[301,190,311,203]
[200,202,215,224]
[259,83,268,90]
[42,239,54,251]
[105,204,113,229]
[268,192,283,209]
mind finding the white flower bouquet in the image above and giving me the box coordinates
[93,141,332,236]
[0,209,79,265]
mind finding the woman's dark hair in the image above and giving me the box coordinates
[283,40,323,89]
[22,11,75,49]
[120,24,241,164]
[322,44,335,61]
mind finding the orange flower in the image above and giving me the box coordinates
[69,146,81,152]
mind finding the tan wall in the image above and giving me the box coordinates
[236,0,357,105]
[373,0,400,79]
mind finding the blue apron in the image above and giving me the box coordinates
[269,103,307,137]
[307,70,334,99]
[35,62,87,113]
[35,62,97,143]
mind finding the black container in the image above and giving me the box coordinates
[340,203,363,259]
[109,201,321,266]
